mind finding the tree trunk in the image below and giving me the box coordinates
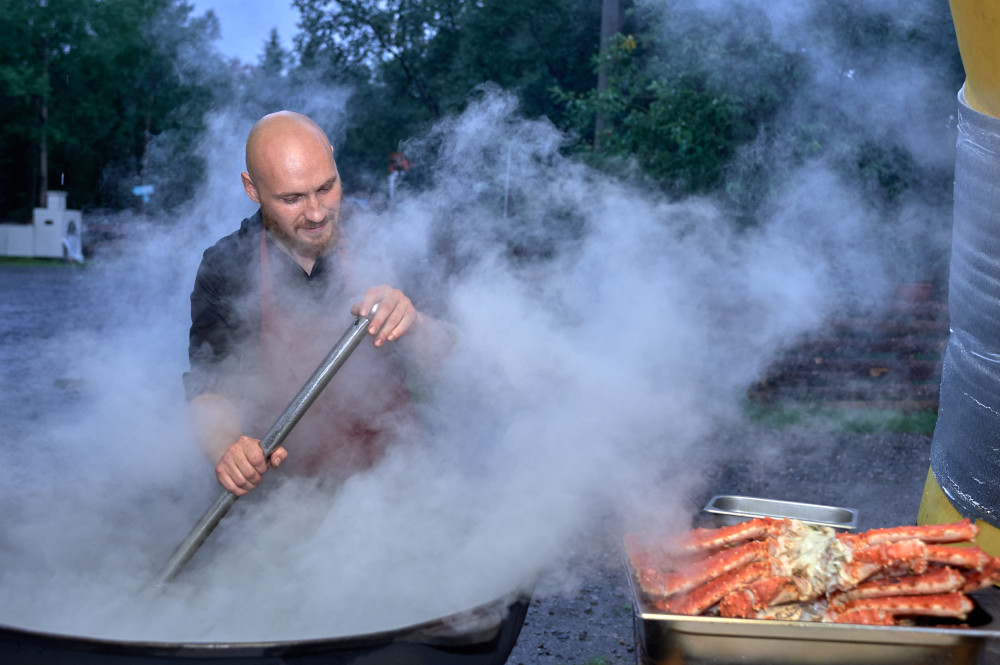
[594,0,622,150]
[37,40,50,208]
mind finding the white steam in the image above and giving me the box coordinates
[0,0,957,646]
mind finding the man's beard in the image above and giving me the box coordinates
[262,207,340,260]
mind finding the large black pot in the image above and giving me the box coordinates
[0,591,530,664]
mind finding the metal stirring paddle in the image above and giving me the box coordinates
[155,305,377,585]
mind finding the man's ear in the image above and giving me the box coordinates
[241,171,260,203]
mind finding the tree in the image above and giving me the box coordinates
[0,0,227,218]
[295,0,460,118]
[554,27,782,199]
[0,0,98,214]
[291,0,604,192]
[448,0,602,125]
[259,28,291,77]
[551,0,963,221]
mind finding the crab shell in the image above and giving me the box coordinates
[625,518,1000,625]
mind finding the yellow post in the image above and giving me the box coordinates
[949,0,1000,118]
[919,470,1000,554]
[918,3,1000,558]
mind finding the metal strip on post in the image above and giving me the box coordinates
[155,306,376,586]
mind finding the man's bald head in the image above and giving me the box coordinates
[244,111,333,182]
[240,111,344,268]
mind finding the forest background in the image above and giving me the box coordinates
[0,0,964,236]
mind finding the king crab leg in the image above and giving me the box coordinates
[660,561,771,615]
[672,517,791,554]
[653,540,770,597]
[829,566,965,604]
[825,593,975,622]
[627,518,1000,625]
[839,519,978,547]
[624,535,770,602]
[826,608,897,625]
[926,544,993,570]
[839,538,930,588]
[718,575,812,618]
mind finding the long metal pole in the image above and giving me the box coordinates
[155,306,376,586]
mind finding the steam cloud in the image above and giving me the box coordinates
[0,0,956,644]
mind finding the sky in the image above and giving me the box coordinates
[189,0,300,64]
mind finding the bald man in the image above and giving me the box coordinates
[183,111,450,496]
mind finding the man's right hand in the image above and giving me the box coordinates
[215,436,288,496]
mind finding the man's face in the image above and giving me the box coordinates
[243,132,344,260]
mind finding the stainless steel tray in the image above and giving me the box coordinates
[627,567,1000,664]
[703,494,858,530]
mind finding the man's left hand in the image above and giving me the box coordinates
[352,285,420,347]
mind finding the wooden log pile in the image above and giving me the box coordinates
[748,284,949,413]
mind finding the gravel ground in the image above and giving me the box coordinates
[506,427,939,665]
[3,264,983,664]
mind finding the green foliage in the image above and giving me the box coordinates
[449,0,601,125]
[552,2,804,201]
[0,0,227,218]
[856,142,917,206]
[745,400,938,435]
[549,0,961,220]
[0,0,966,221]
[295,0,461,117]
[292,0,601,190]
[556,35,751,196]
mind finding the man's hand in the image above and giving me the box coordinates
[215,436,288,496]
[352,285,419,347]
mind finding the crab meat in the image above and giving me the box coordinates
[626,518,1000,626]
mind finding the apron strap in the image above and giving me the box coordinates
[259,225,276,337]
